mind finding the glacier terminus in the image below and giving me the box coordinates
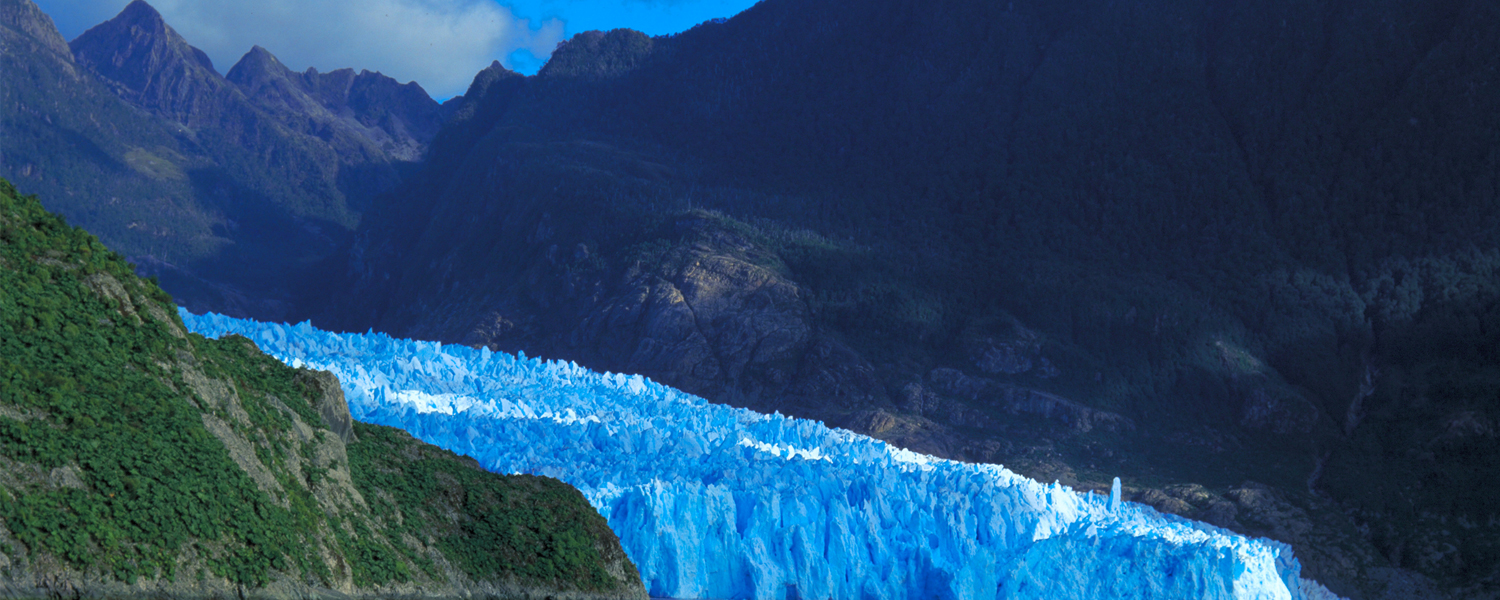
[180,309,1342,600]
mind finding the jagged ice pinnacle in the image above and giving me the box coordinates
[180,309,1342,600]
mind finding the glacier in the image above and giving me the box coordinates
[180,309,1341,600]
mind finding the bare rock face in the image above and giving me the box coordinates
[927,367,1135,434]
[69,0,228,125]
[789,335,884,410]
[226,45,446,163]
[297,369,358,444]
[962,319,1058,378]
[0,0,71,58]
[1237,383,1320,435]
[448,212,887,420]
[566,217,852,409]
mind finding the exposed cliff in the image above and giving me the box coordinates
[226,46,447,163]
[0,0,68,58]
[0,177,645,599]
[68,0,225,126]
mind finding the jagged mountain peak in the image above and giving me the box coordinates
[84,0,212,72]
[241,43,278,63]
[220,42,444,163]
[464,60,518,95]
[447,59,521,117]
[225,44,293,89]
[113,0,166,31]
[225,45,345,126]
[69,0,226,122]
[0,0,71,58]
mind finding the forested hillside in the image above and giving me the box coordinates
[0,177,645,599]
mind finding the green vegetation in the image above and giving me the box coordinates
[0,178,313,586]
[0,178,640,596]
[347,423,632,590]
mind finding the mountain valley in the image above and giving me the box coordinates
[6,0,1500,597]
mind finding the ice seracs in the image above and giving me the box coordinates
[181,309,1343,600]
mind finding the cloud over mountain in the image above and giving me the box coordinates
[48,0,563,97]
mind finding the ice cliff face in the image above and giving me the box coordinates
[181,309,1341,600]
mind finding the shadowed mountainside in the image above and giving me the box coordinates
[1,0,447,320]
[317,0,1500,598]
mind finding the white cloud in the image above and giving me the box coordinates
[74,0,564,98]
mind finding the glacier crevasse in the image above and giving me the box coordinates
[180,309,1342,600]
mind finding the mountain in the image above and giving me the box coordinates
[0,0,67,56]
[226,45,447,163]
[0,176,646,599]
[67,0,225,125]
[319,0,1500,598]
[0,0,446,321]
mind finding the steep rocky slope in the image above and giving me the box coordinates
[225,45,446,164]
[320,1,1500,597]
[0,177,645,599]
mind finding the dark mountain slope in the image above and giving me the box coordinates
[227,45,447,164]
[1,0,446,321]
[1,0,226,283]
[0,177,645,599]
[324,0,1500,597]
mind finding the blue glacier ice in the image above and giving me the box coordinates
[180,309,1342,600]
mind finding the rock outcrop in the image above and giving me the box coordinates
[0,0,69,58]
[69,0,227,125]
[227,45,447,163]
[447,211,887,420]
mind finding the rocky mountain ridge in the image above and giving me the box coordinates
[0,0,67,57]
[69,0,223,125]
[226,45,448,163]
[2,0,447,320]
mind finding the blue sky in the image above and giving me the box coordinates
[34,0,760,99]
[501,0,757,73]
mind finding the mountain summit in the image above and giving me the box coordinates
[69,0,225,124]
[227,45,447,163]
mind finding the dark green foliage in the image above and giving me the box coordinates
[346,422,630,591]
[0,178,635,593]
[193,333,325,430]
[0,178,312,586]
